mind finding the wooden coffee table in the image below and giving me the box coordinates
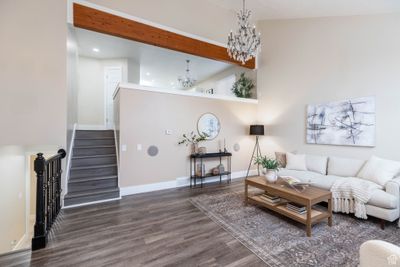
[245,176,333,237]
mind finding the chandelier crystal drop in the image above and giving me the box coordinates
[227,0,261,64]
[178,59,196,88]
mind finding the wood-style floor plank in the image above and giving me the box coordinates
[0,179,266,267]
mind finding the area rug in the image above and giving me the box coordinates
[190,191,400,267]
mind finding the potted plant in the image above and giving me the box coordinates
[178,131,208,154]
[231,72,255,98]
[254,156,279,183]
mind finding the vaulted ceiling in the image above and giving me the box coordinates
[208,0,400,20]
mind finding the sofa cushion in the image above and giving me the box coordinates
[312,175,341,190]
[358,156,400,187]
[286,152,307,171]
[306,155,328,175]
[328,156,365,177]
[278,169,322,183]
[368,190,398,209]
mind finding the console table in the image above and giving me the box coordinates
[190,152,232,188]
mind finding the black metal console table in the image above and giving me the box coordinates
[190,152,232,188]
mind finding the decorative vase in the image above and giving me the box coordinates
[198,146,207,154]
[191,143,198,154]
[265,169,278,183]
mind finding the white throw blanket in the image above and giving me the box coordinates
[330,177,381,219]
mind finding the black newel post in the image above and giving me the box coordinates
[32,153,47,250]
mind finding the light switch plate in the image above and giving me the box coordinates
[121,144,127,152]
[165,129,172,135]
[137,144,142,151]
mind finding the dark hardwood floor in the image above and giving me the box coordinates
[0,179,266,267]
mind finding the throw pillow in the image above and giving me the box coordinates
[306,155,328,175]
[357,156,400,187]
[285,152,307,171]
[275,152,287,168]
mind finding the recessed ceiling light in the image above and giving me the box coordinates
[92,48,100,52]
[146,72,151,76]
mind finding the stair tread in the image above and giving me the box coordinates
[75,137,114,140]
[74,145,115,149]
[69,175,118,183]
[72,154,116,159]
[65,187,119,199]
[71,164,117,170]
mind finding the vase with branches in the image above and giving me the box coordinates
[178,131,208,154]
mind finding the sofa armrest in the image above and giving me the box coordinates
[385,177,400,198]
[360,240,400,267]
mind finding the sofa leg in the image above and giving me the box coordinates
[380,219,385,230]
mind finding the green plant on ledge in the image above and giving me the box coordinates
[254,156,279,170]
[231,72,255,98]
[178,131,208,146]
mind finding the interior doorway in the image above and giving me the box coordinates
[104,66,122,129]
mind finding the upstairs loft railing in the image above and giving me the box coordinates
[32,149,66,251]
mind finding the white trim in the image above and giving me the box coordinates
[118,83,259,104]
[76,124,108,130]
[120,169,258,196]
[63,197,121,209]
[67,0,226,48]
[113,124,121,196]
[13,234,27,251]
[64,123,77,199]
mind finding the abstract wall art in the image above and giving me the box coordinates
[307,97,375,147]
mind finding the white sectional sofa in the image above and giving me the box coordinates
[277,154,400,225]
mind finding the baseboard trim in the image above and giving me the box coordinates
[63,196,122,209]
[120,169,258,197]
[76,124,110,130]
[64,123,77,199]
[13,234,27,251]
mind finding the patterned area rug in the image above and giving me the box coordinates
[190,190,400,267]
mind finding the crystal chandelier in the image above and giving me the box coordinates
[178,59,196,88]
[227,0,261,64]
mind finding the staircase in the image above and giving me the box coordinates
[64,130,120,206]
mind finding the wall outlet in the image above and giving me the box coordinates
[165,129,172,135]
[137,144,142,151]
[121,144,127,152]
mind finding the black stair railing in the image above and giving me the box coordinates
[32,149,66,251]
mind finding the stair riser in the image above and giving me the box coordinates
[70,166,117,179]
[75,130,114,139]
[64,191,120,206]
[73,147,116,156]
[74,139,115,146]
[71,156,117,167]
[68,179,118,193]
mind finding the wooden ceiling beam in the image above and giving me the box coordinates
[73,3,256,69]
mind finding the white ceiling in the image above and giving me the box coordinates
[209,0,400,20]
[75,28,233,89]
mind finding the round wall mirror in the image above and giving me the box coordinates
[197,113,221,140]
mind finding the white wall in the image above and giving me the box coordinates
[67,26,79,146]
[257,14,400,160]
[127,58,140,84]
[0,0,67,146]
[77,56,130,125]
[0,147,26,254]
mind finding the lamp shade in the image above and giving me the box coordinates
[249,125,264,136]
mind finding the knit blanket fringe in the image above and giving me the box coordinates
[330,177,381,219]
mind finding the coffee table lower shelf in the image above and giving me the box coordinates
[248,195,331,226]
